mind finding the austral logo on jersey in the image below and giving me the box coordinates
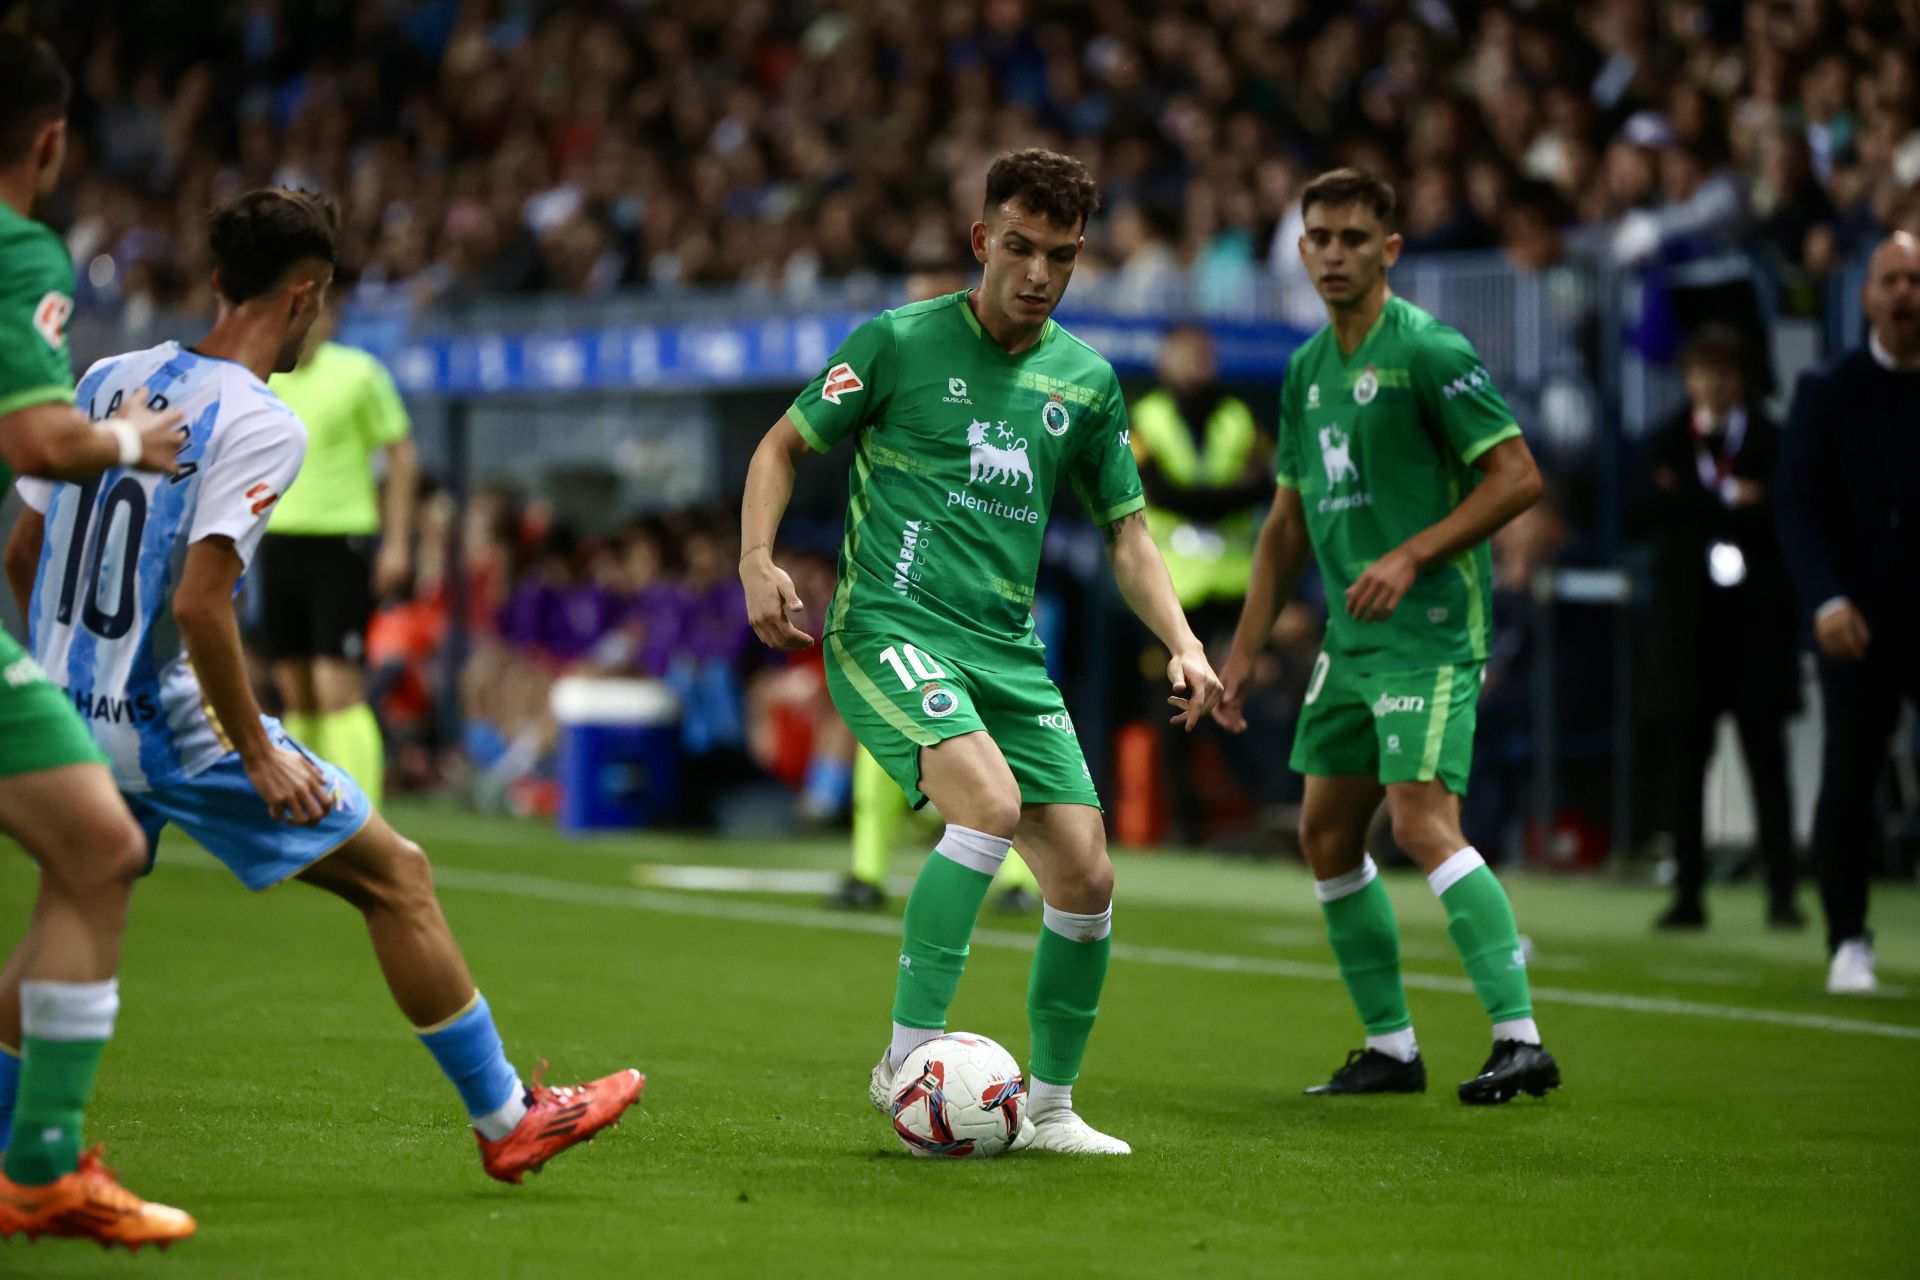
[944,377,971,404]
[1371,692,1426,718]
[33,291,72,349]
[892,520,925,596]
[821,362,864,404]
[1441,367,1493,400]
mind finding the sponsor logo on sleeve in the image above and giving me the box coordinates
[246,481,280,516]
[821,362,864,405]
[32,292,72,349]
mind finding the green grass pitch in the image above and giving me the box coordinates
[2,801,1917,1278]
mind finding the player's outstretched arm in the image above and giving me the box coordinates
[1214,485,1310,733]
[739,413,817,651]
[174,537,333,825]
[1345,435,1542,624]
[0,391,183,481]
[3,506,45,622]
[1103,510,1223,731]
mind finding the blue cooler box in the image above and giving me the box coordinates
[551,677,681,833]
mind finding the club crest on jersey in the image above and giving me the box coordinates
[33,292,72,349]
[1318,424,1359,486]
[921,684,958,718]
[820,362,864,405]
[966,420,1033,493]
[1353,366,1379,405]
[1041,393,1071,437]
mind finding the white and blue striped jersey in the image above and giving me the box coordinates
[15,342,307,791]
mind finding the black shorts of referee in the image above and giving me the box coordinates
[255,533,377,663]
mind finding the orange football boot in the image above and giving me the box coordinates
[476,1061,644,1184]
[0,1148,195,1251]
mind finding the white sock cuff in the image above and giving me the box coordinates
[1028,1079,1072,1111]
[21,978,120,1042]
[935,824,1013,876]
[1042,902,1113,942]
[1313,855,1380,903]
[1427,847,1486,897]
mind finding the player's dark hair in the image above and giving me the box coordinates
[1301,168,1398,232]
[207,188,340,304]
[1681,323,1746,377]
[983,148,1100,234]
[0,32,71,166]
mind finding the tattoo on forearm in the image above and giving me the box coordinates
[1104,511,1145,544]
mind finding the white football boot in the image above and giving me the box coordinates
[1025,1106,1132,1155]
[869,1047,898,1113]
[1827,939,1880,995]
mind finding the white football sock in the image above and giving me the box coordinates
[890,1022,941,1066]
[473,1079,530,1141]
[1365,1028,1420,1062]
[20,979,119,1041]
[1492,1017,1541,1046]
[1029,1079,1072,1116]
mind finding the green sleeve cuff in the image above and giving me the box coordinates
[1459,423,1522,465]
[1274,472,1299,490]
[0,384,74,417]
[787,404,830,453]
[1087,492,1147,526]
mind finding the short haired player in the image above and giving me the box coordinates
[2,189,643,1190]
[740,149,1222,1154]
[1215,169,1562,1102]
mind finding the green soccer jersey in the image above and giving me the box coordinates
[0,200,79,491]
[1276,296,1522,670]
[789,290,1144,657]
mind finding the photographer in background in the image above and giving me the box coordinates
[1638,327,1801,932]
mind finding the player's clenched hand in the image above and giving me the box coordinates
[117,388,186,476]
[246,746,334,827]
[1166,643,1223,732]
[740,547,814,651]
[1345,547,1418,623]
[1210,650,1253,734]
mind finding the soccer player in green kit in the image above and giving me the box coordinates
[0,32,196,1246]
[1215,169,1563,1103]
[741,149,1222,1154]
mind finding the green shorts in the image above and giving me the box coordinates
[822,629,1099,810]
[0,635,108,779]
[1288,652,1481,794]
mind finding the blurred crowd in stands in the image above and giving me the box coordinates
[361,484,855,823]
[28,0,1920,322]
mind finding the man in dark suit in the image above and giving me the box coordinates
[1775,231,1920,995]
[1639,327,1801,931]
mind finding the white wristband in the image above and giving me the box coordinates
[103,417,141,467]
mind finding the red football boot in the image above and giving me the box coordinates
[0,1148,195,1251]
[476,1062,645,1184]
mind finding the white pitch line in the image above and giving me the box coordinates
[421,866,1920,1044]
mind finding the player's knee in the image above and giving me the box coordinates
[968,788,1023,839]
[1387,807,1451,866]
[375,837,438,915]
[44,812,147,899]
[1297,810,1353,870]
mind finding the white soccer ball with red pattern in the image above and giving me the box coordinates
[888,1033,1027,1159]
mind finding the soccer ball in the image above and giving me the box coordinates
[888,1033,1027,1159]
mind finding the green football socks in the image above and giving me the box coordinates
[1316,857,1413,1036]
[1431,849,1536,1027]
[1027,904,1112,1087]
[4,979,118,1186]
[316,703,385,810]
[891,826,1007,1043]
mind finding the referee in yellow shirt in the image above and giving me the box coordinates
[260,307,417,807]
